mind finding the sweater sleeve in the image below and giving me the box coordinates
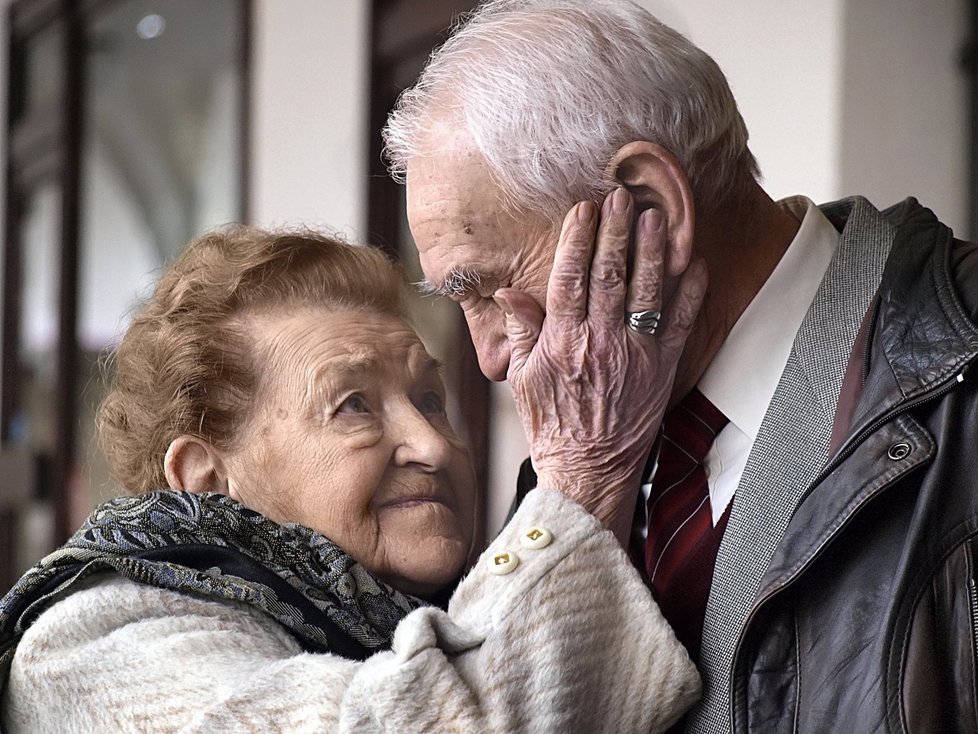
[2,489,699,734]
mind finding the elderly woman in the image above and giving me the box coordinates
[0,210,700,731]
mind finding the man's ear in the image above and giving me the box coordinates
[163,435,230,495]
[607,141,695,277]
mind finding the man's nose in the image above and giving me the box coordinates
[464,311,510,382]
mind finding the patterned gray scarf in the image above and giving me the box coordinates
[0,490,431,681]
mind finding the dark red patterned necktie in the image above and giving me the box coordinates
[643,387,730,658]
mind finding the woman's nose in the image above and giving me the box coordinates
[391,406,455,471]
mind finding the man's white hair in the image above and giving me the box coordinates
[384,0,759,226]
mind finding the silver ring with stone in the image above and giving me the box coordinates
[626,309,661,335]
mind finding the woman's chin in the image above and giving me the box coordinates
[376,536,469,598]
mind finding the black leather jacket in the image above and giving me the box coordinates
[733,199,978,732]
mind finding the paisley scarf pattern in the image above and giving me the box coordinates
[0,491,428,673]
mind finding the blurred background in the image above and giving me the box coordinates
[0,0,974,589]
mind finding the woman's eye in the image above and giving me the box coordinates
[419,392,445,414]
[337,394,370,414]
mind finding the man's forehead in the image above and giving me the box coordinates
[407,164,511,267]
[404,130,558,291]
[406,153,493,210]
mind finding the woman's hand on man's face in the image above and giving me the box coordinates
[494,188,708,545]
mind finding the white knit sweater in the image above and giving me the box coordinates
[1,489,699,733]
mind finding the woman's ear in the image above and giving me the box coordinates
[607,141,695,277]
[163,436,230,495]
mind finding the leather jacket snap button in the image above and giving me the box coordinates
[887,442,912,460]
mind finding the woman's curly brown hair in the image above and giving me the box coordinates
[97,225,406,493]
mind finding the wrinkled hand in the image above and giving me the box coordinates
[494,188,707,545]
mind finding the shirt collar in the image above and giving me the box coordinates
[698,196,839,440]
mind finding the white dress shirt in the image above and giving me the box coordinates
[639,196,839,534]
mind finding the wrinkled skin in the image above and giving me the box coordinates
[496,191,707,542]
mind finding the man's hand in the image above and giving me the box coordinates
[494,187,707,545]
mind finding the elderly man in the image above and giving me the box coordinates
[384,0,978,731]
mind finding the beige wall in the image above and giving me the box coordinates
[838,0,968,232]
[645,0,968,231]
[250,0,370,236]
[641,0,847,203]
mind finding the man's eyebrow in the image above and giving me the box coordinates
[415,266,486,298]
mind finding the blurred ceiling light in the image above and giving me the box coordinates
[136,14,166,40]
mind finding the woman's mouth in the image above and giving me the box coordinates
[378,495,447,510]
